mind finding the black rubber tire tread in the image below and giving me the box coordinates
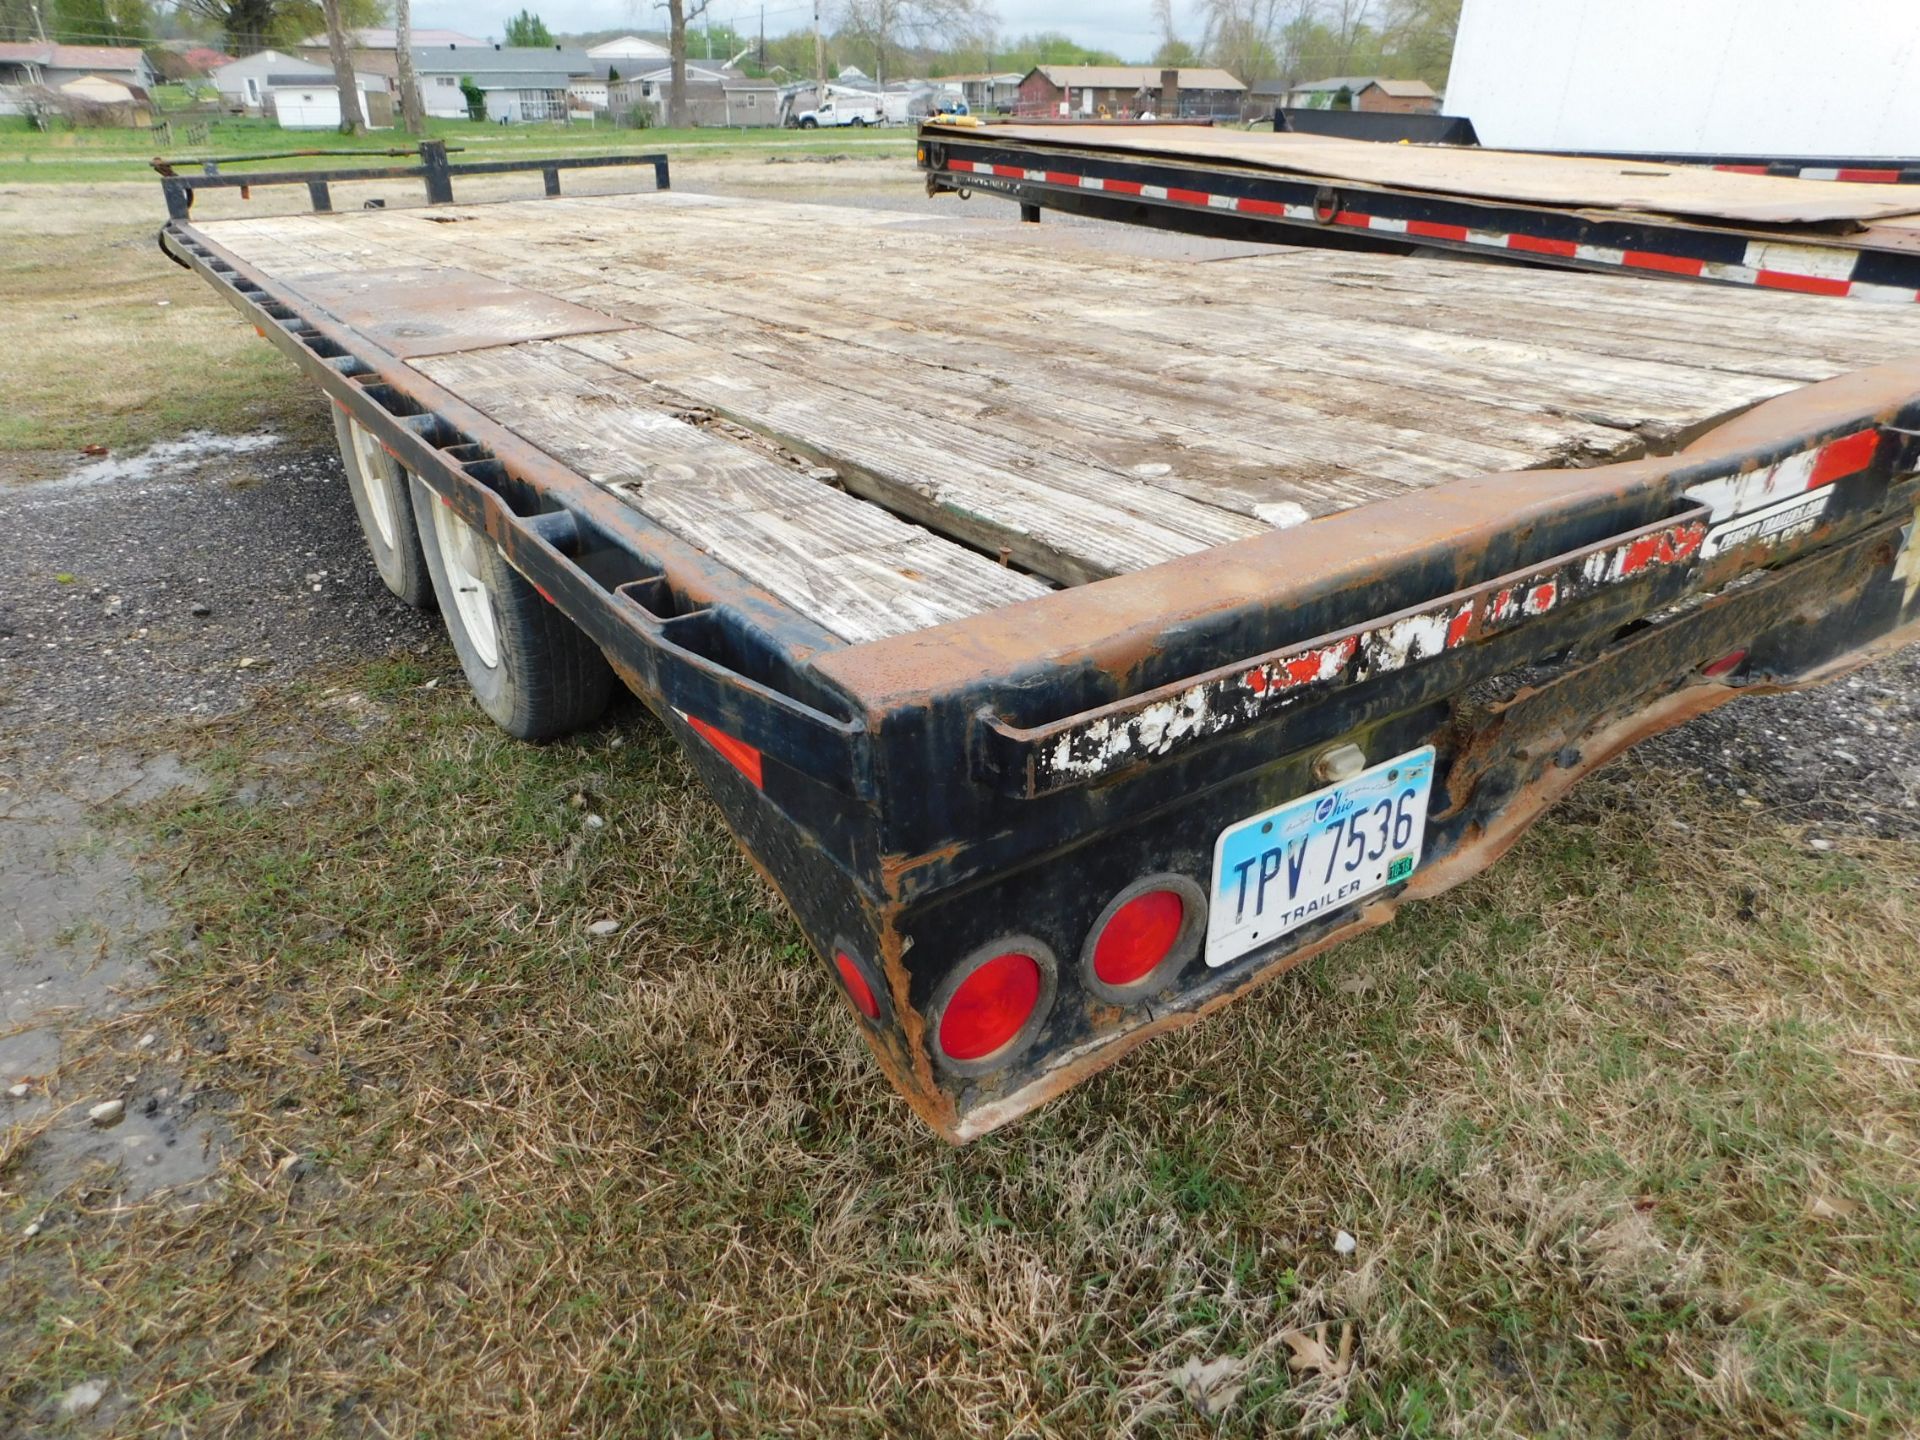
[331,407,436,610]
[408,473,615,741]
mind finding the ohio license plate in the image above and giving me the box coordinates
[1205,746,1435,967]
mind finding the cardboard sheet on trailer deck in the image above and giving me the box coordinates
[931,125,1920,228]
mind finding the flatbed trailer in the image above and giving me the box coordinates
[918,123,1920,302]
[161,159,1920,1140]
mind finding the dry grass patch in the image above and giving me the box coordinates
[0,195,321,457]
[3,658,1917,1436]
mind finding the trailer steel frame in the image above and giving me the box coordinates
[917,127,1920,301]
[161,167,1920,1139]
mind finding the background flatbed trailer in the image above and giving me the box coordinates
[163,176,1920,1139]
[918,123,1920,302]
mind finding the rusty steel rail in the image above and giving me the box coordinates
[150,145,469,178]
[161,199,1920,1140]
[157,138,670,220]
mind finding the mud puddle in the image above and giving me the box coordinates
[2,750,223,1208]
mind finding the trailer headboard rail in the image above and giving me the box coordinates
[156,139,670,221]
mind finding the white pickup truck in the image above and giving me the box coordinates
[794,91,885,128]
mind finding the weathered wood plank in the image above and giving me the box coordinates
[411,343,1052,644]
[556,327,1263,584]
[197,192,1920,610]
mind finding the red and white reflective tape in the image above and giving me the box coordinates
[944,157,1918,302]
[1685,427,1880,559]
[1033,513,1710,786]
[1714,163,1905,184]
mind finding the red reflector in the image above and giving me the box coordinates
[1092,889,1184,987]
[684,713,764,788]
[939,952,1041,1062]
[1809,428,1878,488]
[834,951,879,1019]
[1702,649,1748,678]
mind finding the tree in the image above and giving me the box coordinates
[836,0,993,85]
[317,0,365,133]
[177,0,379,58]
[1149,0,1198,69]
[990,29,1117,73]
[178,0,277,53]
[1377,0,1458,86]
[654,0,707,127]
[392,0,423,133]
[1197,0,1302,86]
[503,8,552,45]
[39,0,154,45]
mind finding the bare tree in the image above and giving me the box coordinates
[1324,0,1371,70]
[837,0,994,85]
[1151,0,1178,51]
[392,0,424,134]
[1199,0,1314,84]
[318,0,366,134]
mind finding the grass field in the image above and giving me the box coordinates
[4,665,1916,1435]
[0,114,911,185]
[0,188,317,457]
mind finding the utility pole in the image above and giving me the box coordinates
[758,3,765,64]
[813,0,825,97]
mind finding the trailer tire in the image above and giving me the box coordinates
[408,474,615,741]
[331,407,434,610]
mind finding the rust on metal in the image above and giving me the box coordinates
[280,266,632,359]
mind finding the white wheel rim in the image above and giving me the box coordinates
[433,502,500,669]
[348,419,399,549]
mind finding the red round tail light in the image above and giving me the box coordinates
[939,951,1043,1062]
[834,950,880,1019]
[1092,889,1185,986]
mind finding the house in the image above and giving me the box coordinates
[211,52,390,123]
[1016,65,1244,120]
[1283,76,1440,114]
[150,43,235,83]
[52,73,155,125]
[263,70,392,128]
[296,27,486,85]
[933,70,1020,113]
[586,35,670,67]
[0,42,155,100]
[412,44,611,123]
[610,64,779,126]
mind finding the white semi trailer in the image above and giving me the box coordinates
[1444,0,1920,159]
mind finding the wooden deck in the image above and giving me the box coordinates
[938,125,1920,228]
[193,190,1920,644]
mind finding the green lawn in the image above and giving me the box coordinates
[4,665,1915,1436]
[0,114,911,184]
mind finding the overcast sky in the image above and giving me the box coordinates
[405,0,1179,64]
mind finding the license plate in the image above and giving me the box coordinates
[1205,746,1436,967]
